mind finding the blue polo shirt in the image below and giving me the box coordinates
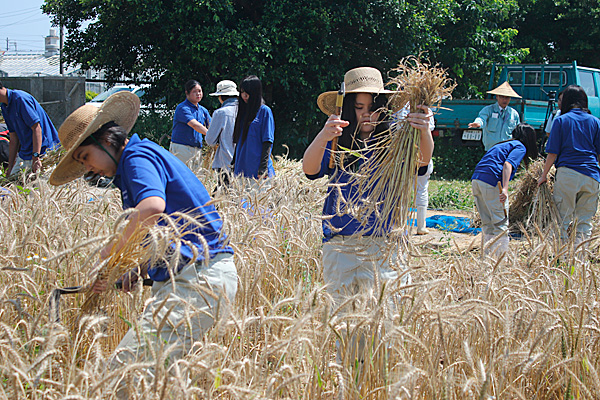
[474,103,520,151]
[546,109,600,182]
[171,99,211,148]
[471,140,526,187]
[1,89,59,159]
[233,104,275,178]
[306,141,394,242]
[113,134,233,281]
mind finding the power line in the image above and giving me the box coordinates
[3,7,42,18]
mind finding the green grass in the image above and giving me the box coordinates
[428,178,474,211]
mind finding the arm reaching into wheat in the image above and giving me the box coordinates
[92,196,166,293]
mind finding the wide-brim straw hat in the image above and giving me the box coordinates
[49,91,140,186]
[487,81,522,98]
[209,80,239,96]
[317,67,397,115]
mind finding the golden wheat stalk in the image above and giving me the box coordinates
[80,211,211,314]
[340,57,455,237]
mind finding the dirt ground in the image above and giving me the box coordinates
[410,209,483,253]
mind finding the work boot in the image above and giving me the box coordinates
[416,206,429,235]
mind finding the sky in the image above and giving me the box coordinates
[2,1,54,52]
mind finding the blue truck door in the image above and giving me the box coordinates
[578,69,600,116]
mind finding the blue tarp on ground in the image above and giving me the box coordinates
[409,214,481,235]
[0,187,12,198]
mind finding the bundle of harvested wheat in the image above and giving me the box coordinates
[527,181,561,234]
[80,211,210,315]
[508,158,555,232]
[201,145,216,171]
[343,57,455,236]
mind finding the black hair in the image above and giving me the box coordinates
[80,121,128,151]
[337,92,389,152]
[560,85,590,115]
[511,123,538,167]
[233,75,264,145]
[220,95,237,101]
[0,81,3,89]
[184,80,201,94]
[336,92,390,169]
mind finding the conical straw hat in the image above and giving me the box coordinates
[317,67,398,115]
[487,81,521,98]
[49,91,140,186]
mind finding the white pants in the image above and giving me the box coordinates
[169,142,203,171]
[109,253,237,394]
[554,167,600,240]
[416,160,433,208]
[322,235,410,366]
[322,235,411,310]
[472,179,508,237]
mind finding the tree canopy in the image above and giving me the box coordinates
[43,0,589,157]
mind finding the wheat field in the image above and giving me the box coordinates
[0,156,599,399]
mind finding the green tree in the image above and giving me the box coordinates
[516,0,600,67]
[425,0,528,98]
[43,0,527,156]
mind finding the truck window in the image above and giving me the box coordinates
[543,71,565,86]
[525,71,541,85]
[508,71,522,85]
[579,71,597,97]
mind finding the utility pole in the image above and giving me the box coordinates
[59,12,64,75]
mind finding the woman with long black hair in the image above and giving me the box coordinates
[232,75,275,179]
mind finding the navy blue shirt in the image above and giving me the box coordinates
[1,89,60,159]
[113,134,233,281]
[546,109,600,182]
[471,140,526,187]
[307,141,394,242]
[171,99,211,148]
[233,104,275,178]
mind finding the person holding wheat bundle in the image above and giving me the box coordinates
[538,84,600,249]
[471,125,538,256]
[302,67,434,361]
[49,92,237,397]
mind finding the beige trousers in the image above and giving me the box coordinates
[109,253,237,395]
[554,167,600,240]
[472,179,509,237]
[169,142,203,171]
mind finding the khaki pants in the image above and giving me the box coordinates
[554,167,600,240]
[472,179,508,237]
[109,253,237,395]
[169,142,203,171]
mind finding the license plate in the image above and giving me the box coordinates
[462,129,482,141]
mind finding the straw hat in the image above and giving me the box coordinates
[49,91,140,186]
[487,81,521,98]
[317,67,397,115]
[209,80,239,96]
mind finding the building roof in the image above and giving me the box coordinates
[0,51,80,77]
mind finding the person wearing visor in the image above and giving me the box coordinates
[206,80,239,188]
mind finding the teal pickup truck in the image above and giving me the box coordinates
[434,61,600,145]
